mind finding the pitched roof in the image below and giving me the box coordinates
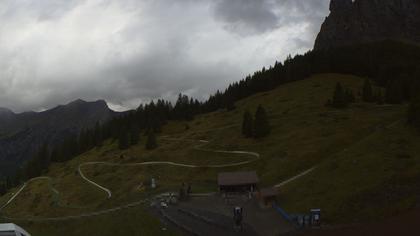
[217,171,259,186]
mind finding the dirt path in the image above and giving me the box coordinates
[274,167,318,188]
[78,137,260,198]
[0,132,260,221]
[273,119,404,189]
[3,119,402,221]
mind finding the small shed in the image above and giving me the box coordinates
[218,171,259,193]
[259,187,278,207]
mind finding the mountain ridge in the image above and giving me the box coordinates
[0,99,112,115]
[0,99,124,177]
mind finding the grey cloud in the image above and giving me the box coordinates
[0,0,330,112]
[0,0,82,21]
[213,0,280,35]
[277,0,329,29]
[212,0,329,45]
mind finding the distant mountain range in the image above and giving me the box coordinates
[0,99,123,177]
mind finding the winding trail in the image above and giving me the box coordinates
[0,176,60,212]
[78,138,260,199]
[0,113,405,222]
[0,133,260,221]
[0,122,332,221]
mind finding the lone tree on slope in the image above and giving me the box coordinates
[362,79,374,102]
[241,110,254,138]
[253,105,270,138]
[332,82,348,108]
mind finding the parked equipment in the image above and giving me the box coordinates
[310,209,321,227]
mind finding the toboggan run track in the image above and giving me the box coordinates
[0,130,316,221]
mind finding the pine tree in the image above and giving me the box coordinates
[345,88,355,103]
[241,110,254,138]
[362,79,374,102]
[93,122,103,147]
[118,131,129,150]
[385,80,404,104]
[50,146,62,162]
[37,143,50,173]
[130,125,140,145]
[0,182,6,196]
[332,83,347,108]
[408,89,420,130]
[145,130,158,150]
[375,89,384,105]
[253,105,270,138]
[225,96,236,111]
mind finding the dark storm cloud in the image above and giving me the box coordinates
[213,0,329,43]
[0,0,329,112]
[213,0,280,35]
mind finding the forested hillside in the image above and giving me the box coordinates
[4,40,420,193]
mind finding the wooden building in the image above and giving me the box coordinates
[259,187,278,207]
[217,171,259,193]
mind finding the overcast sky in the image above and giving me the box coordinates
[0,0,329,112]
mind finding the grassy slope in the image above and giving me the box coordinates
[1,74,418,235]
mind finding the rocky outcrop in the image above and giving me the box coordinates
[314,0,420,50]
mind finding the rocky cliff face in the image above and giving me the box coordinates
[314,0,420,50]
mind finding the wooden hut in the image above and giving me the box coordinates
[259,187,278,207]
[217,171,259,193]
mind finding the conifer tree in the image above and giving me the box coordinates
[332,83,347,108]
[145,130,158,150]
[118,131,129,150]
[93,122,103,147]
[0,182,6,196]
[130,125,140,145]
[37,143,50,172]
[50,147,61,163]
[253,105,270,138]
[362,79,374,102]
[225,96,236,111]
[375,89,384,105]
[345,88,355,103]
[241,110,254,138]
[385,80,404,104]
[408,87,420,130]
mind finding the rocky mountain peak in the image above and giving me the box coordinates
[314,0,420,50]
[330,0,353,12]
[64,99,108,110]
